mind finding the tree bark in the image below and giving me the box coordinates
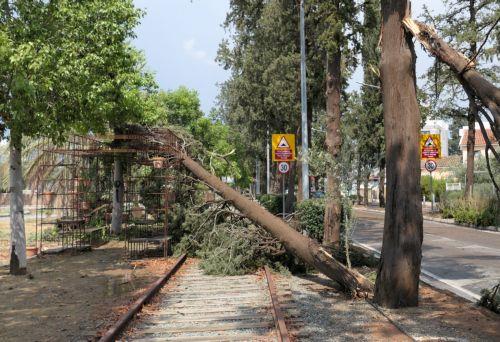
[111,157,124,235]
[464,105,476,198]
[356,162,362,205]
[375,0,423,308]
[378,158,386,207]
[323,48,342,248]
[402,17,500,140]
[9,130,27,275]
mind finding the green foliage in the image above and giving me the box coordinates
[421,176,446,202]
[1,0,154,143]
[295,199,325,242]
[174,203,285,275]
[257,194,283,215]
[440,189,499,227]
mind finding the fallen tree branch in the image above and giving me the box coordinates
[402,17,500,138]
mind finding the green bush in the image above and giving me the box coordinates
[440,189,499,227]
[295,199,325,242]
[421,175,446,202]
[257,194,283,215]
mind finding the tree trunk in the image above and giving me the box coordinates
[374,0,423,308]
[363,171,369,206]
[111,157,124,235]
[402,18,500,139]
[464,107,476,198]
[379,158,386,207]
[180,154,373,297]
[9,131,27,275]
[323,48,342,248]
[356,162,362,205]
[464,1,478,199]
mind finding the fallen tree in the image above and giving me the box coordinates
[119,125,374,297]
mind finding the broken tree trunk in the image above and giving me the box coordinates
[402,17,500,140]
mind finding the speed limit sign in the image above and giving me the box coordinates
[278,161,290,174]
[424,159,437,173]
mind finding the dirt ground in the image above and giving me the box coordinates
[1,245,499,341]
[0,240,179,342]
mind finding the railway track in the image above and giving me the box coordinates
[100,257,413,341]
[125,262,295,341]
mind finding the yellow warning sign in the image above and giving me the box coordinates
[272,134,296,162]
[420,134,441,159]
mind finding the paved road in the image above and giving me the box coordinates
[352,209,500,301]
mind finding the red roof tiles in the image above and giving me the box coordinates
[459,128,498,147]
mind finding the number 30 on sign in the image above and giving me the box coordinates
[278,161,290,174]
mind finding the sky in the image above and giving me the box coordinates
[133,0,445,114]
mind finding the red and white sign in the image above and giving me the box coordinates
[278,161,290,174]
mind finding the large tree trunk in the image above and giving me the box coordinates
[356,162,362,205]
[464,106,476,198]
[9,131,27,275]
[402,18,500,140]
[464,1,478,199]
[363,171,370,206]
[323,48,342,248]
[180,154,373,297]
[111,157,124,235]
[374,0,423,308]
[379,157,386,207]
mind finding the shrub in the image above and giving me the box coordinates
[440,188,499,227]
[295,199,325,241]
[421,175,446,202]
[257,194,283,215]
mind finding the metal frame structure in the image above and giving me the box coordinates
[34,132,182,258]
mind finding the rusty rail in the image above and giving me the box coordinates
[264,266,290,342]
[98,253,187,342]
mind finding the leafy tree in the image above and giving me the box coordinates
[307,0,361,247]
[0,0,152,273]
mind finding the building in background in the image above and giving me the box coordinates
[459,122,499,164]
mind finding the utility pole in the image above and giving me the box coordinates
[300,0,309,200]
[266,127,271,194]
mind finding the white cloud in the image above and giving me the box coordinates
[182,38,215,66]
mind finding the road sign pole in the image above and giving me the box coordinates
[430,171,434,212]
[282,172,286,218]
